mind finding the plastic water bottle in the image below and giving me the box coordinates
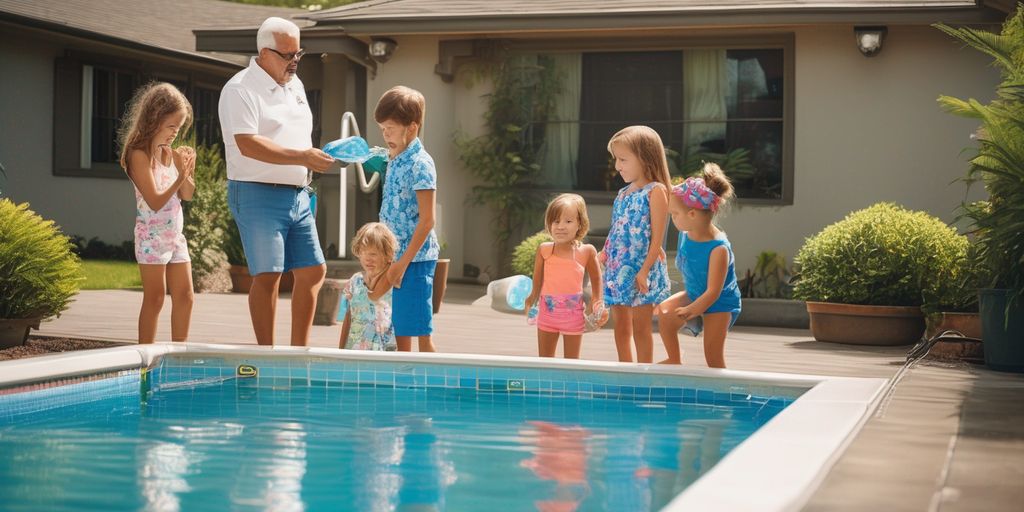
[506,275,533,311]
[323,136,378,163]
[526,304,539,326]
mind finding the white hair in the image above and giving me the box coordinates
[256,17,300,51]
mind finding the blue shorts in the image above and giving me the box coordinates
[393,260,435,336]
[228,180,325,275]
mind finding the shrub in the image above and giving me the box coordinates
[741,251,793,299]
[511,230,552,277]
[0,200,82,319]
[793,203,969,307]
[182,144,229,287]
[937,8,1024,313]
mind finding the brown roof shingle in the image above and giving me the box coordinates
[0,0,306,66]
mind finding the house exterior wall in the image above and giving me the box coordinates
[363,24,997,280]
[0,34,136,243]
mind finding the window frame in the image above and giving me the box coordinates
[504,33,795,206]
[52,51,230,179]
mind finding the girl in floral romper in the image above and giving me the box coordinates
[119,83,196,344]
[601,126,672,363]
[339,222,398,351]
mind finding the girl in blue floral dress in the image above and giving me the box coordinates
[339,223,398,351]
[601,126,672,363]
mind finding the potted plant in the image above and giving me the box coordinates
[0,200,82,348]
[922,241,982,340]
[937,8,1024,372]
[793,203,969,346]
[736,251,809,329]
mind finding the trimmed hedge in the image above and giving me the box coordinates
[794,203,969,307]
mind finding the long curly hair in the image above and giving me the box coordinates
[117,82,192,170]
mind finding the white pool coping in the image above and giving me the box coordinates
[0,343,887,512]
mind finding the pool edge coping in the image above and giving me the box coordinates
[0,342,887,512]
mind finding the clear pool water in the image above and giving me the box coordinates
[0,356,797,512]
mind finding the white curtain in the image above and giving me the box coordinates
[540,53,582,189]
[683,49,728,156]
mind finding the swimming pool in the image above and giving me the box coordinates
[0,344,885,511]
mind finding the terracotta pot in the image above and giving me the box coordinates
[927,312,982,340]
[227,265,294,294]
[432,259,450,314]
[0,317,41,349]
[806,301,924,346]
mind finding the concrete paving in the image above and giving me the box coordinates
[32,285,1024,511]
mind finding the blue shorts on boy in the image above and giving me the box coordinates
[392,261,435,336]
[228,180,324,275]
[379,137,440,336]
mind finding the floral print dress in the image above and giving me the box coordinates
[132,152,190,265]
[603,181,670,306]
[340,272,397,351]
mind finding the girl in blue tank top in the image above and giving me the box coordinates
[657,163,741,368]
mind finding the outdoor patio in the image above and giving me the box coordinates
[31,284,1024,511]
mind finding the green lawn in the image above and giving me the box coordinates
[80,260,141,290]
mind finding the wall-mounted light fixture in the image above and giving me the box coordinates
[854,26,887,57]
[368,37,398,64]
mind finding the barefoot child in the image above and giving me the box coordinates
[524,194,607,359]
[600,126,672,363]
[118,82,196,344]
[375,86,440,352]
[658,164,741,368]
[339,223,398,351]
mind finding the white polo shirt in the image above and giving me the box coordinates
[219,57,313,186]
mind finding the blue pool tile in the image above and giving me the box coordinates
[427,376,444,387]
[697,389,715,403]
[459,378,475,389]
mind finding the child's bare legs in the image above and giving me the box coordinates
[656,292,692,364]
[418,335,435,352]
[702,313,731,368]
[537,330,560,357]
[137,264,167,344]
[165,262,194,342]
[396,335,436,352]
[611,305,633,362]
[562,334,582,359]
[631,305,655,363]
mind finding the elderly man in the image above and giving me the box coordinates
[219,17,334,346]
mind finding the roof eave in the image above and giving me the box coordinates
[306,6,1008,36]
[0,10,247,68]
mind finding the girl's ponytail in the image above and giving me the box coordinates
[701,163,735,205]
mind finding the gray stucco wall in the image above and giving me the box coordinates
[364,24,998,279]
[0,36,137,243]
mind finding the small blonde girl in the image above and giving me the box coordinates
[659,163,741,368]
[118,82,196,344]
[340,222,398,351]
[600,126,672,363]
[524,194,607,359]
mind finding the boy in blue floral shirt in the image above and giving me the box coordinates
[375,86,440,352]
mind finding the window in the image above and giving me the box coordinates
[53,55,227,178]
[83,65,138,167]
[537,42,790,203]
